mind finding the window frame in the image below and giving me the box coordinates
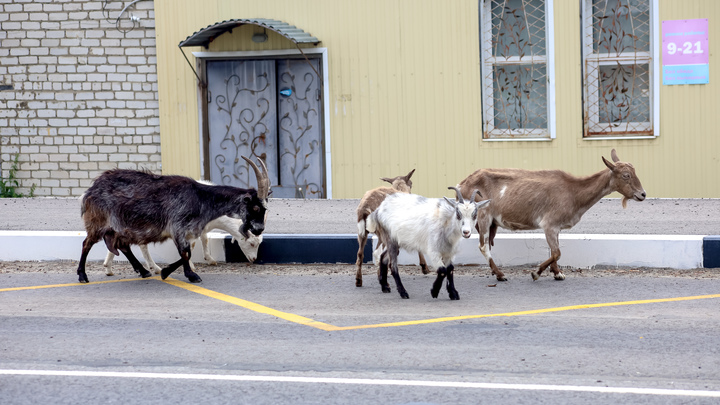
[480,0,556,141]
[581,0,660,139]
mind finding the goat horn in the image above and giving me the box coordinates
[448,186,464,204]
[405,169,416,180]
[241,156,270,200]
[471,189,481,201]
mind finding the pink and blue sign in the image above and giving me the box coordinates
[662,19,709,85]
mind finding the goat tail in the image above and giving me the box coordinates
[357,218,367,236]
[365,212,378,234]
[79,192,88,217]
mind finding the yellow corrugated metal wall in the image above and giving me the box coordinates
[155,0,720,198]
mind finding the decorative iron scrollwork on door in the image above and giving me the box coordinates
[206,58,323,197]
[277,59,323,198]
[207,60,278,190]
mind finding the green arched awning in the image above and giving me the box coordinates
[179,18,320,48]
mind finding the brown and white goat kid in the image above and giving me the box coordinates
[457,149,646,282]
[366,187,489,300]
[103,215,263,276]
[355,169,429,287]
[76,156,270,284]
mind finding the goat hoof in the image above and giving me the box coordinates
[187,274,202,283]
[420,265,430,275]
[139,269,152,278]
[356,279,363,287]
[78,274,89,283]
[431,288,439,299]
[382,286,392,293]
[400,292,410,299]
[105,272,114,277]
[531,272,539,281]
[160,268,173,280]
[496,275,508,282]
[554,272,566,281]
[448,290,460,300]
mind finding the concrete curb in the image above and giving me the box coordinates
[0,231,716,270]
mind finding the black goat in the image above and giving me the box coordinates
[76,157,270,284]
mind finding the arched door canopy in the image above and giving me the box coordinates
[179,18,319,48]
[178,18,321,87]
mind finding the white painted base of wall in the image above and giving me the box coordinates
[0,231,228,265]
[385,234,705,270]
[0,231,705,270]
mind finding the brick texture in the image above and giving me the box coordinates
[0,0,159,196]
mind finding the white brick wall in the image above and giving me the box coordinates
[0,0,160,196]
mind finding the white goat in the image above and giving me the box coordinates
[103,215,263,276]
[366,186,489,300]
[457,149,646,282]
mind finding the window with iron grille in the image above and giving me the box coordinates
[582,0,659,138]
[480,0,555,140]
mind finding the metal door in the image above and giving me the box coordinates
[206,58,324,198]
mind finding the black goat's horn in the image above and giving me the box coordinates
[242,156,270,200]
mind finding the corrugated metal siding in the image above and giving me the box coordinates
[155,0,720,198]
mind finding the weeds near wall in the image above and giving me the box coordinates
[0,154,35,198]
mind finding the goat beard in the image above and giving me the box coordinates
[621,197,629,209]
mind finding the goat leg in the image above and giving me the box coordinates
[118,245,152,278]
[160,259,183,280]
[179,247,202,283]
[139,244,163,274]
[378,251,391,293]
[488,224,506,281]
[387,244,409,299]
[479,238,507,282]
[444,263,459,300]
[431,267,447,299]
[355,230,368,287]
[103,251,116,276]
[488,258,506,282]
[533,229,564,281]
[182,262,202,283]
[77,237,95,283]
[418,252,429,274]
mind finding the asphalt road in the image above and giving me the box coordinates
[2,197,720,235]
[2,262,720,404]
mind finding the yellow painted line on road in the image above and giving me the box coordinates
[163,278,720,331]
[4,276,720,332]
[329,294,720,330]
[0,276,155,292]
[161,277,340,331]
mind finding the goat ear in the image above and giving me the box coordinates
[237,192,253,204]
[611,148,620,163]
[476,199,491,209]
[380,177,393,184]
[602,156,616,171]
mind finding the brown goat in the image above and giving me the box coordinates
[457,149,646,281]
[355,169,428,287]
